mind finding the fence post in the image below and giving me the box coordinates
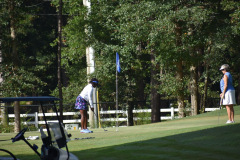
[35,112,38,128]
[171,107,174,120]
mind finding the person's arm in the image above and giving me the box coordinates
[221,74,228,99]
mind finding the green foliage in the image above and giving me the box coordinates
[134,111,151,125]
[1,0,240,118]
[0,124,14,133]
[221,0,240,35]
[0,65,47,97]
[51,80,87,106]
[0,0,58,97]
[58,0,240,112]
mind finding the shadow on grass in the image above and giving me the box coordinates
[71,124,240,160]
[3,124,240,160]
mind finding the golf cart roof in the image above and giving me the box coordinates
[0,96,60,103]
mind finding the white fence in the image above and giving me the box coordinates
[0,107,219,128]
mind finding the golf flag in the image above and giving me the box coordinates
[116,52,120,131]
[116,52,121,73]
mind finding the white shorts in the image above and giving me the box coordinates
[222,90,236,105]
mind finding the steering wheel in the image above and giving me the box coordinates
[12,128,27,142]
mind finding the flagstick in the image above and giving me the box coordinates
[116,63,119,132]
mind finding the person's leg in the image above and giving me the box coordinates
[229,105,234,122]
[226,105,235,123]
[226,105,231,121]
[83,110,88,129]
[84,109,93,133]
[80,110,86,130]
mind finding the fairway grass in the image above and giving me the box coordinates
[1,106,240,160]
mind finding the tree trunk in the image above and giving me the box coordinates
[83,0,96,128]
[137,75,146,108]
[9,0,20,132]
[175,21,185,118]
[58,0,63,123]
[14,101,21,133]
[8,0,18,65]
[176,61,185,118]
[202,45,211,112]
[1,106,9,126]
[201,48,212,112]
[190,65,198,116]
[150,50,161,123]
[0,39,8,126]
[238,76,240,104]
[202,66,209,112]
[127,102,134,126]
[137,42,146,108]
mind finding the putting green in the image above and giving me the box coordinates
[1,106,240,160]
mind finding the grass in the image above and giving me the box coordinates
[1,106,240,160]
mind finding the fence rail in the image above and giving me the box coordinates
[0,107,219,128]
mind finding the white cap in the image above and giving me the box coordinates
[219,64,229,70]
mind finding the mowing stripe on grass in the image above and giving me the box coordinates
[1,106,240,160]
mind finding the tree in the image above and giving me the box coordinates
[90,0,164,122]
[55,0,88,105]
[221,0,240,104]
[0,0,58,131]
[57,0,63,122]
[8,0,21,132]
[54,0,240,123]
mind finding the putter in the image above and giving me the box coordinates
[93,111,107,131]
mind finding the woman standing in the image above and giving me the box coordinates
[75,78,99,133]
[219,64,236,124]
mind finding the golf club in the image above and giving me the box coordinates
[93,111,107,131]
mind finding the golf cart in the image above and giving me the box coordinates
[0,96,79,160]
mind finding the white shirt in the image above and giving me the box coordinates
[80,84,94,108]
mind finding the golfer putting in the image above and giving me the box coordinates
[75,78,100,133]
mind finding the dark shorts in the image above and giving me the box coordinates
[75,95,88,110]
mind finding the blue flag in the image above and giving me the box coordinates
[116,52,121,73]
